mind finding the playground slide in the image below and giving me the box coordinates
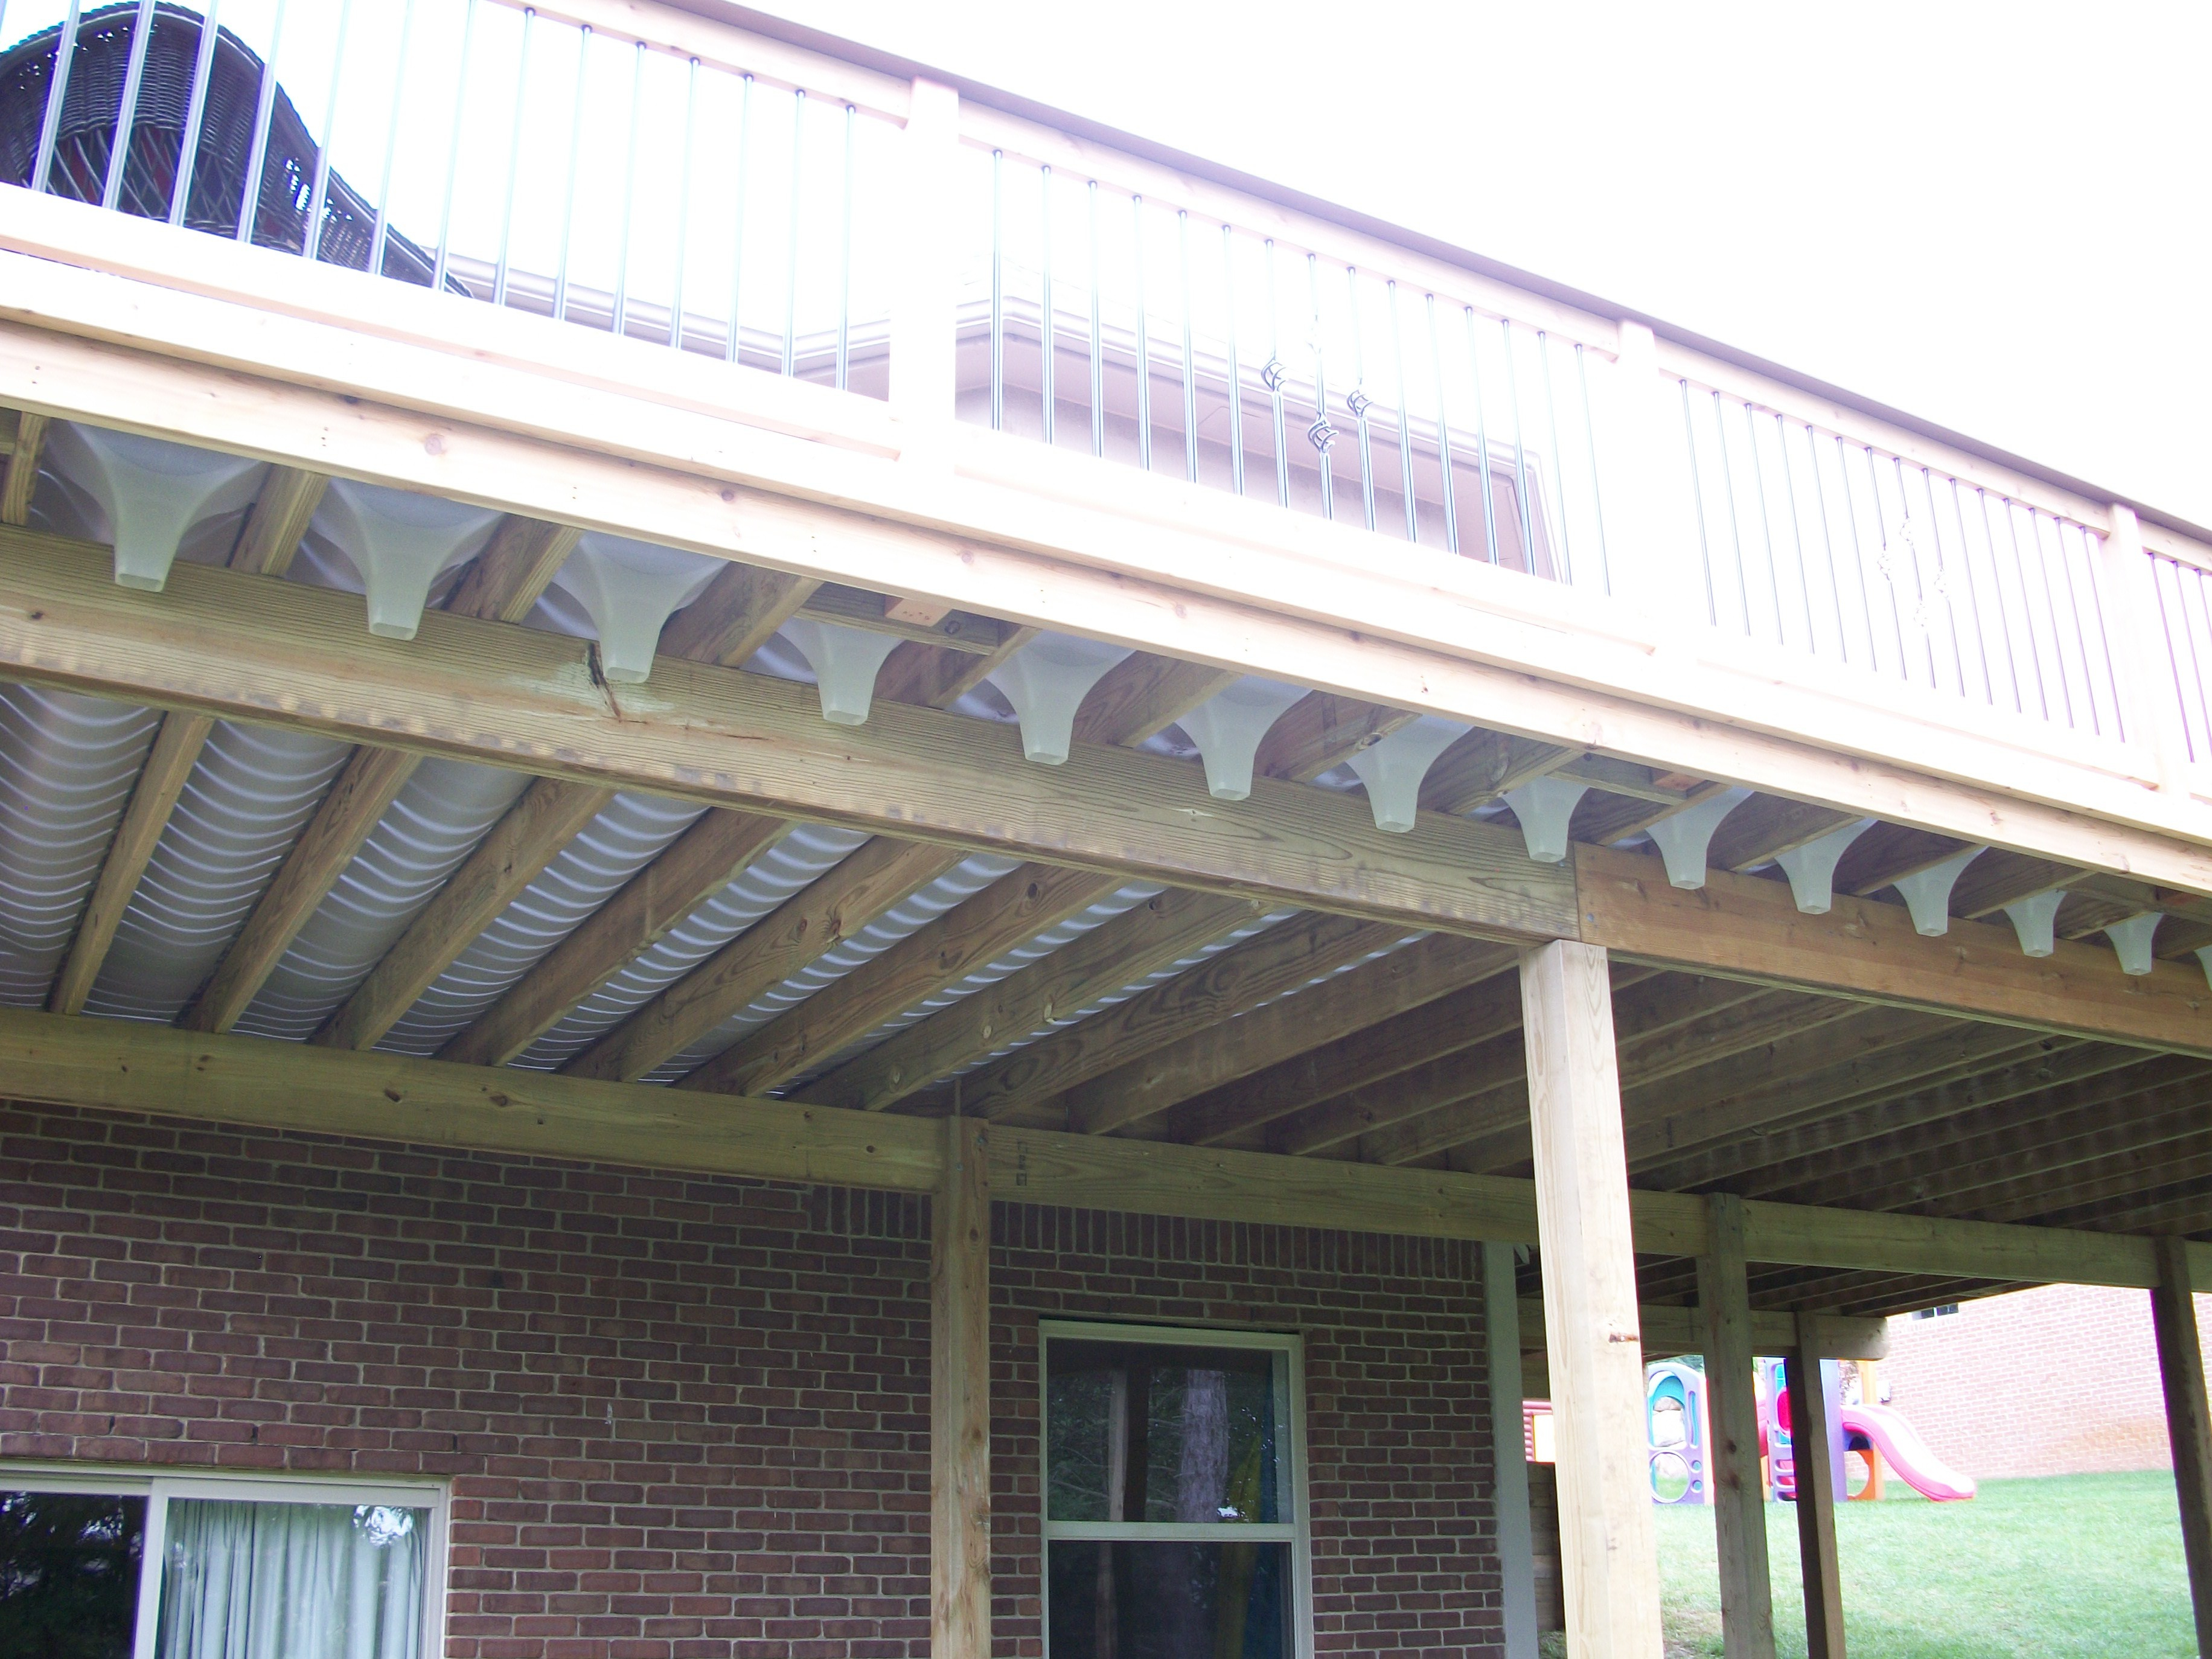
[1841,1402,1976,1501]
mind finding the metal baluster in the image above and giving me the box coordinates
[665,59,701,350]
[781,87,803,376]
[1424,295,1459,557]
[1741,402,1783,641]
[367,0,415,275]
[1708,392,1750,632]
[1387,281,1416,544]
[1575,345,1612,596]
[1969,487,2024,714]
[1920,466,1969,695]
[1766,411,1815,648]
[99,0,159,212]
[1087,180,1104,459]
[1500,322,1541,578]
[431,0,479,292]
[550,28,593,322]
[301,0,357,261]
[1039,164,1054,447]
[2023,512,2077,727]
[1799,423,1849,667]
[30,0,85,198]
[234,0,291,245]
[1306,252,1334,521]
[2055,519,2106,736]
[1855,446,1911,679]
[1264,238,1287,507]
[834,102,852,386]
[1345,268,1375,532]
[1129,193,1148,468]
[610,41,647,340]
[1536,331,1574,584]
[1831,436,1881,671]
[1886,456,1944,690]
[1940,473,1995,705]
[1678,381,1717,624]
[1991,493,2050,721]
[1178,209,1197,483]
[721,72,751,360]
[988,149,1003,431]
[1220,224,1244,497]
[488,7,533,306]
[168,0,224,229]
[1463,308,1500,566]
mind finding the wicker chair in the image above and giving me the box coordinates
[0,1,446,286]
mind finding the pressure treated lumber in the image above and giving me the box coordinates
[1516,1301,1888,1363]
[439,808,787,1068]
[1072,653,1240,747]
[1577,842,2212,1057]
[657,560,817,665]
[1483,1244,1540,1659]
[0,1005,2203,1291]
[0,406,43,522]
[931,1114,991,1659]
[226,465,325,577]
[0,531,1577,944]
[1518,940,1663,1659]
[2150,1234,2212,1659]
[1785,1331,1847,1659]
[1699,1192,1777,1659]
[313,778,618,1051]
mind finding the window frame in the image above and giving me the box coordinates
[0,1461,450,1659]
[1036,1319,1312,1659]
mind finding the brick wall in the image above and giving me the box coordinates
[1878,1281,2212,1481]
[0,1102,1508,1658]
[992,1203,1503,1659]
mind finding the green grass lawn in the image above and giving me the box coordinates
[1644,1471,2194,1658]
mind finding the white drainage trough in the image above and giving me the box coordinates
[1346,717,1472,834]
[313,478,503,640]
[2104,911,2162,976]
[1773,817,1875,913]
[1174,678,1307,801]
[2001,889,2066,957]
[779,616,904,726]
[43,422,265,592]
[551,533,723,683]
[1645,786,1753,890]
[1891,845,1987,937]
[987,633,1135,764]
[1503,775,1591,864]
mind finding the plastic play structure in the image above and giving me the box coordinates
[1644,1357,1974,1504]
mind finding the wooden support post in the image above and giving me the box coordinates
[1697,1192,1776,1659]
[932,1114,991,1659]
[1482,1241,1539,1659]
[1518,939,1661,1658]
[2150,1235,2212,1659]
[1784,1329,1846,1659]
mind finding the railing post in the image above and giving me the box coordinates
[2096,503,2193,789]
[1608,320,1705,633]
[2150,1236,2212,1659]
[931,1113,992,1659]
[1698,1192,1777,1659]
[890,78,962,469]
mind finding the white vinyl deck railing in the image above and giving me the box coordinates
[3,0,2210,793]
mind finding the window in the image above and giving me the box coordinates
[1040,1321,1309,1659]
[0,1468,444,1659]
[1910,1305,1961,1321]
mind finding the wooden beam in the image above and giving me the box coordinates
[1518,940,1662,1659]
[2152,1234,2212,1659]
[48,711,214,1015]
[795,887,1264,1114]
[0,408,43,523]
[875,625,1038,712]
[445,514,584,624]
[1699,1192,1778,1659]
[226,465,325,576]
[1577,840,2212,1057]
[1483,1243,1541,1659]
[313,779,618,1051]
[680,863,1122,1098]
[658,560,818,665]
[931,1114,992,1659]
[1517,1300,1888,1363]
[181,743,421,1032]
[801,581,1012,653]
[1785,1332,1847,1659]
[440,808,785,1067]
[954,912,1409,1129]
[565,837,967,1082]
[0,531,1578,944]
[1070,653,1241,747]
[1419,728,1575,815]
[1,1005,2206,1292]
[1709,796,1862,872]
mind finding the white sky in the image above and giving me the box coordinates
[753,0,2212,530]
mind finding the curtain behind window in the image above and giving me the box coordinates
[155,1500,426,1659]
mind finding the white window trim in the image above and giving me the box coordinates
[0,1462,449,1659]
[1037,1319,1312,1659]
